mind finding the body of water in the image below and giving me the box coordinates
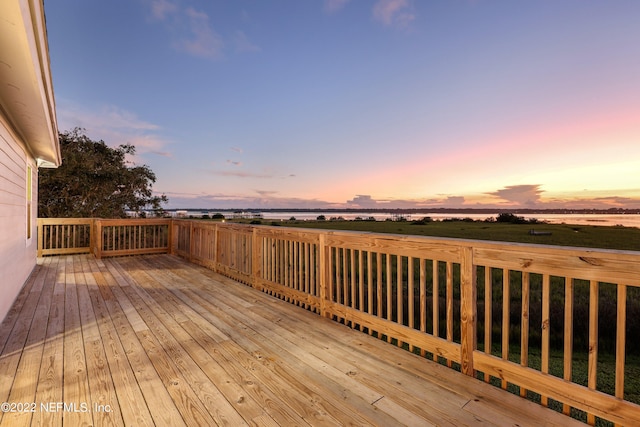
[264,212,640,228]
[171,210,640,228]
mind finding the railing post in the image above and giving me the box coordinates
[213,222,219,272]
[94,219,103,259]
[460,246,477,376]
[251,227,260,290]
[167,219,174,255]
[188,220,194,262]
[88,218,94,255]
[319,233,330,318]
[37,218,43,257]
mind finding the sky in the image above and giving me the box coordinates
[44,0,640,210]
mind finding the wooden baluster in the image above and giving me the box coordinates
[397,255,404,346]
[251,227,259,291]
[520,271,530,397]
[446,261,453,368]
[433,259,439,362]
[502,268,509,390]
[616,284,627,403]
[420,258,426,356]
[541,274,550,406]
[359,250,365,331]
[587,279,599,425]
[408,256,414,352]
[386,254,392,343]
[563,277,574,416]
[484,266,492,382]
[376,253,382,326]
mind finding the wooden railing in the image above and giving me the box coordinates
[174,220,640,426]
[37,218,640,425]
[93,218,171,258]
[37,218,171,258]
[37,218,93,256]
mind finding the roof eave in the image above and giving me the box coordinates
[0,0,60,167]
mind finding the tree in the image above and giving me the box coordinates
[496,212,526,224]
[39,128,168,218]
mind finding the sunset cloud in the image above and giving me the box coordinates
[324,0,351,13]
[144,1,224,59]
[208,166,295,179]
[347,195,382,207]
[126,135,172,158]
[148,0,178,21]
[174,7,224,59]
[445,196,466,207]
[58,103,159,132]
[209,170,274,178]
[56,100,172,161]
[372,0,415,28]
[234,30,260,53]
[163,191,336,210]
[144,3,261,59]
[488,185,543,207]
[160,187,640,211]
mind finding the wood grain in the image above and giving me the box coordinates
[0,254,589,426]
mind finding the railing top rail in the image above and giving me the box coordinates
[39,218,640,284]
[38,217,171,225]
[186,221,640,285]
[40,218,640,257]
[96,218,172,226]
[321,227,640,257]
[37,218,95,225]
[182,220,640,257]
[253,226,322,244]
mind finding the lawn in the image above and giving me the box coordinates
[244,217,640,252]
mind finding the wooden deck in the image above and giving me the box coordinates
[0,254,584,426]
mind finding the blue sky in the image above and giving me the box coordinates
[45,0,640,209]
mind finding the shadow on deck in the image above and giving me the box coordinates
[0,254,583,426]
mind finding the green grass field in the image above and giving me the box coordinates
[244,217,640,252]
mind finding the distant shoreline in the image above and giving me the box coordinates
[154,208,640,228]
[165,207,640,215]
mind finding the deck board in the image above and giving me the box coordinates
[0,254,585,426]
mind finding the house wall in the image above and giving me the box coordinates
[0,117,38,323]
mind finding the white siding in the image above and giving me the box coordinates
[0,117,37,323]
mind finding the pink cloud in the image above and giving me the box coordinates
[148,0,178,20]
[163,191,337,210]
[347,195,382,208]
[488,185,543,207]
[325,0,351,13]
[210,170,274,178]
[372,0,415,28]
[234,30,260,53]
[56,101,172,162]
[174,8,224,59]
